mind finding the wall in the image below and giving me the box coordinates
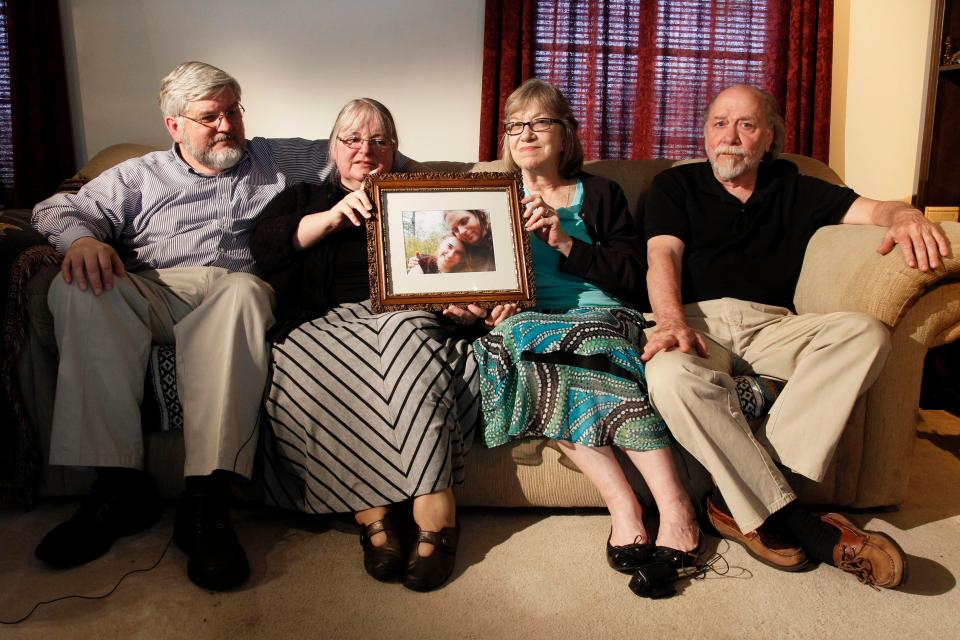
[59,0,486,167]
[60,0,938,202]
[830,0,937,202]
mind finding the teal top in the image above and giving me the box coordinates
[528,179,621,310]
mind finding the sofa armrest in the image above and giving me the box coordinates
[1,210,61,507]
[795,222,960,329]
[794,221,960,508]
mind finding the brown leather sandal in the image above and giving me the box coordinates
[360,514,406,582]
[402,523,459,592]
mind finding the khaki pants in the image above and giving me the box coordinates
[47,267,275,479]
[645,298,890,532]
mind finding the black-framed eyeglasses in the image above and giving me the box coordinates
[180,103,245,128]
[503,118,564,136]
[337,135,393,151]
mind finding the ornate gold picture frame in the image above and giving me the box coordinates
[364,172,536,312]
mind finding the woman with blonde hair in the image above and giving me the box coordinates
[476,79,703,571]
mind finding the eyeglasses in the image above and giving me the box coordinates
[337,135,393,151]
[503,118,564,136]
[180,104,245,128]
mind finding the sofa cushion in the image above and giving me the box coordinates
[73,143,160,182]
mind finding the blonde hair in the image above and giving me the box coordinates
[501,78,584,178]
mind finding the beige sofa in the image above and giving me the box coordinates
[17,144,960,509]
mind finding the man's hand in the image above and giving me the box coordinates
[61,236,125,296]
[844,198,950,272]
[876,208,949,272]
[641,319,709,362]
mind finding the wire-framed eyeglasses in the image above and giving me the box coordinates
[180,104,245,128]
[337,135,393,151]
[503,118,564,136]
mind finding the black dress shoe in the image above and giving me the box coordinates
[360,514,406,582]
[403,523,459,592]
[174,490,249,590]
[606,531,652,574]
[35,473,162,568]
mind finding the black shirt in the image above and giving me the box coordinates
[643,159,859,310]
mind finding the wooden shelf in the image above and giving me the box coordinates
[917,0,960,210]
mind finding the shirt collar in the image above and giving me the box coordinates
[694,158,794,205]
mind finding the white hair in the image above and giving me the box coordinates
[158,61,241,118]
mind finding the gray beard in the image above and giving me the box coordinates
[180,135,246,171]
[712,157,749,180]
[708,148,759,181]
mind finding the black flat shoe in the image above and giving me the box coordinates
[403,523,459,592]
[360,515,406,582]
[651,532,703,570]
[606,531,652,574]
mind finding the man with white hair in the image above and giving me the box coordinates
[30,61,411,590]
[641,84,949,589]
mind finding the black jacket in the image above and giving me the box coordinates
[250,180,369,340]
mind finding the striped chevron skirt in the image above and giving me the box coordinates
[259,300,479,514]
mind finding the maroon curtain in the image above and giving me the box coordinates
[5,0,76,208]
[535,0,651,160]
[632,0,833,161]
[481,0,833,163]
[478,0,537,161]
[770,0,834,162]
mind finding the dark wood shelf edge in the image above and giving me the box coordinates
[918,0,959,211]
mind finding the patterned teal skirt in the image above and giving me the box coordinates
[473,307,669,451]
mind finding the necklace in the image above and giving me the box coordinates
[524,181,575,209]
[561,182,574,208]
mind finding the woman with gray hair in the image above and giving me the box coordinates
[250,98,473,592]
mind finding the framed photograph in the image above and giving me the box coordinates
[364,172,536,312]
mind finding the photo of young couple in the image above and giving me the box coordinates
[404,209,496,275]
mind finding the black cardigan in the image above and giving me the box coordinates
[250,181,370,340]
[557,171,648,308]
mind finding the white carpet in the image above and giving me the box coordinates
[1,410,958,640]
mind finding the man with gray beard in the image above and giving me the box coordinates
[29,61,412,590]
[639,84,949,589]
